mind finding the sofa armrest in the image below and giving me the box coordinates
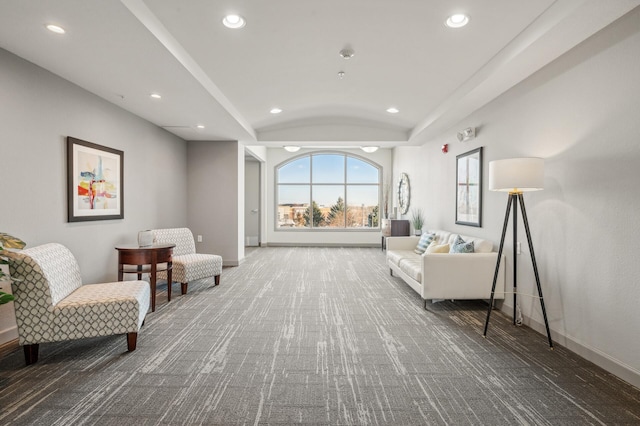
[386,236,420,251]
[421,253,506,299]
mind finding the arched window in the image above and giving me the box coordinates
[276,153,381,229]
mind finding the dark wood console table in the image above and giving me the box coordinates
[115,244,175,312]
[381,219,411,251]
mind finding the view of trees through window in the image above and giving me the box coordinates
[277,154,380,229]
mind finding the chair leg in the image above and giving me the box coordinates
[181,282,188,295]
[215,275,220,286]
[127,332,138,351]
[23,344,39,365]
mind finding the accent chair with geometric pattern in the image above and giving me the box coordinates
[8,243,150,365]
[151,228,222,295]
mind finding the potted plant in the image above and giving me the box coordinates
[0,232,26,305]
[410,207,425,236]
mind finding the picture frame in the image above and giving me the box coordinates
[67,136,124,222]
[455,147,482,227]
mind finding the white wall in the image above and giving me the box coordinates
[187,140,243,265]
[266,147,393,246]
[394,8,640,388]
[0,48,188,344]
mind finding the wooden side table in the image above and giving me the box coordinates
[381,219,411,251]
[115,244,175,312]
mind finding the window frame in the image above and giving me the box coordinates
[275,151,382,231]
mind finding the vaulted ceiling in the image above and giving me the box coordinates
[1,1,637,148]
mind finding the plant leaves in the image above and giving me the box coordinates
[0,292,15,305]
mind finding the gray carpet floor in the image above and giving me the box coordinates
[0,246,639,425]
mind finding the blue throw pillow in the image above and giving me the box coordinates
[450,235,475,253]
[414,232,436,254]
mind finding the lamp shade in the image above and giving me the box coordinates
[489,157,544,192]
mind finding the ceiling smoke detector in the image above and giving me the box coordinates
[339,48,355,59]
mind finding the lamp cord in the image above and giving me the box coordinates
[515,303,523,326]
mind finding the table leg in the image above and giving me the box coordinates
[167,261,172,302]
[118,265,123,281]
[150,255,157,313]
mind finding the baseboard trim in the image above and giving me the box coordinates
[0,326,18,346]
[499,304,640,390]
[0,334,18,357]
[265,243,379,248]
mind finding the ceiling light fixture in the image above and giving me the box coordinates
[284,146,301,152]
[446,13,469,28]
[196,125,205,129]
[337,71,345,79]
[339,48,355,59]
[386,107,399,114]
[150,93,162,99]
[270,108,282,114]
[223,14,246,29]
[46,24,66,34]
[360,146,379,153]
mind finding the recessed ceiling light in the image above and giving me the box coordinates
[386,107,399,114]
[339,48,355,59]
[150,93,162,99]
[196,125,205,129]
[284,146,300,152]
[46,24,66,34]
[270,108,283,114]
[446,14,469,28]
[223,14,246,29]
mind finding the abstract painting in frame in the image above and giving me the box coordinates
[455,147,482,227]
[67,136,124,222]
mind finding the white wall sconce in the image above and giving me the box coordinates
[283,146,301,152]
[457,127,476,142]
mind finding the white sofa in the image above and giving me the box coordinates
[386,230,505,308]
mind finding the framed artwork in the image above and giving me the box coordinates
[455,147,482,227]
[67,136,124,222]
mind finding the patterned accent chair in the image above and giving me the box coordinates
[8,243,150,365]
[152,228,222,295]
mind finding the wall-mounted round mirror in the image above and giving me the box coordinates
[398,173,410,215]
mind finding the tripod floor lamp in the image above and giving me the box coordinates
[483,157,553,348]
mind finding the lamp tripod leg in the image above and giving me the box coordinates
[484,195,513,337]
[518,195,554,349]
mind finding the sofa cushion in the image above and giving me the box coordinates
[387,250,415,267]
[450,235,475,253]
[414,232,436,254]
[426,242,450,253]
[398,257,422,282]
